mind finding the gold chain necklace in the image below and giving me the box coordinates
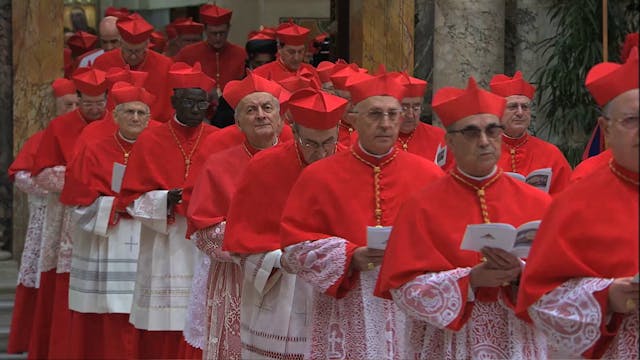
[609,159,639,186]
[350,148,399,226]
[168,122,204,179]
[450,170,502,223]
[113,132,132,165]
[398,130,415,151]
[505,135,528,172]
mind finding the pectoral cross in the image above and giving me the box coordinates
[124,235,138,252]
[185,159,191,178]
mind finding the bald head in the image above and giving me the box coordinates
[99,16,120,51]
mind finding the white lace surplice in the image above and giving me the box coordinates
[193,222,242,360]
[529,277,639,359]
[128,190,194,331]
[36,170,66,275]
[68,196,141,313]
[14,171,48,288]
[183,245,211,350]
[283,238,406,360]
[237,250,313,360]
[390,269,547,360]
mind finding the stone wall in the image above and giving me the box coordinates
[0,0,12,259]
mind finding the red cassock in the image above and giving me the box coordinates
[337,122,356,148]
[570,148,613,184]
[186,141,261,237]
[61,131,139,359]
[374,169,551,358]
[93,49,174,122]
[6,131,44,354]
[516,161,638,359]
[375,169,551,307]
[223,141,308,254]
[173,41,247,91]
[252,60,318,83]
[395,122,454,171]
[59,118,162,206]
[281,147,443,297]
[29,109,109,359]
[118,120,218,215]
[497,133,572,194]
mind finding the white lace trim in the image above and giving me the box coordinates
[194,222,232,262]
[184,247,211,350]
[283,238,348,293]
[529,277,613,356]
[14,171,48,196]
[391,268,470,328]
[34,165,65,193]
[601,313,639,359]
[38,194,65,273]
[17,194,47,287]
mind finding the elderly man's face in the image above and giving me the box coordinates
[56,93,79,116]
[279,44,306,71]
[235,92,283,148]
[78,93,107,120]
[501,95,532,138]
[446,114,504,177]
[400,96,423,134]
[172,88,209,127]
[99,17,120,51]
[114,101,150,140]
[121,40,148,67]
[206,24,229,49]
[598,89,639,172]
[352,96,403,155]
[294,124,339,164]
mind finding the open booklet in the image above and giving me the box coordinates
[505,168,552,193]
[460,220,541,258]
[367,226,392,250]
[434,143,447,168]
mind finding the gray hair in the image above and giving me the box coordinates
[114,102,151,117]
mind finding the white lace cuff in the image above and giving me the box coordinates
[14,171,48,196]
[529,277,613,356]
[282,237,347,293]
[390,267,471,328]
[34,165,66,193]
[193,222,228,260]
[128,190,168,234]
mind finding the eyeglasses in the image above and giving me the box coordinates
[609,115,640,130]
[354,109,404,122]
[181,99,210,110]
[506,102,531,112]
[298,138,337,152]
[207,30,228,38]
[79,100,107,108]
[401,103,422,114]
[448,124,505,140]
[121,109,149,117]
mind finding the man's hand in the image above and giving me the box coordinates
[481,247,522,270]
[167,188,183,209]
[350,247,385,272]
[469,261,521,289]
[608,277,639,314]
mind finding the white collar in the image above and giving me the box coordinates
[457,166,497,181]
[358,142,393,159]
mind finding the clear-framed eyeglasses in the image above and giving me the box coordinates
[298,138,338,152]
[448,124,506,140]
[181,99,210,110]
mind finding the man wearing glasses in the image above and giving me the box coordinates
[93,14,173,122]
[375,77,551,359]
[490,71,572,194]
[29,68,110,358]
[116,62,218,359]
[392,71,453,170]
[221,87,347,360]
[517,47,639,359]
[280,72,443,359]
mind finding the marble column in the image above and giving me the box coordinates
[10,0,63,260]
[350,0,414,74]
[414,0,435,122]
[432,0,505,125]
